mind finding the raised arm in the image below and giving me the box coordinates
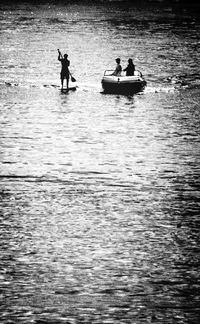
[57,49,63,61]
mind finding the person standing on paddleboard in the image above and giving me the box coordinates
[58,49,70,89]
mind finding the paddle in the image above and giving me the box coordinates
[70,75,76,82]
[57,49,76,82]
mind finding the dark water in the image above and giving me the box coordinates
[0,1,200,323]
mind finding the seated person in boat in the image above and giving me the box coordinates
[112,58,122,76]
[123,58,135,76]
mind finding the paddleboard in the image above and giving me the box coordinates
[61,86,77,93]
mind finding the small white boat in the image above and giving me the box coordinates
[101,70,146,94]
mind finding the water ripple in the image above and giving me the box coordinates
[0,2,200,324]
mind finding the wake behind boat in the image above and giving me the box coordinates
[101,70,147,95]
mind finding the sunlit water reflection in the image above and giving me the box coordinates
[0,1,200,323]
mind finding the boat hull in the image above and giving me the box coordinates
[101,75,146,95]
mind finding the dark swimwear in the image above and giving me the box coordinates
[59,58,70,79]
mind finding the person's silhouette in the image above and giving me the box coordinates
[58,49,70,89]
[123,58,135,76]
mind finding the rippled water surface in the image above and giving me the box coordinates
[0,1,200,323]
